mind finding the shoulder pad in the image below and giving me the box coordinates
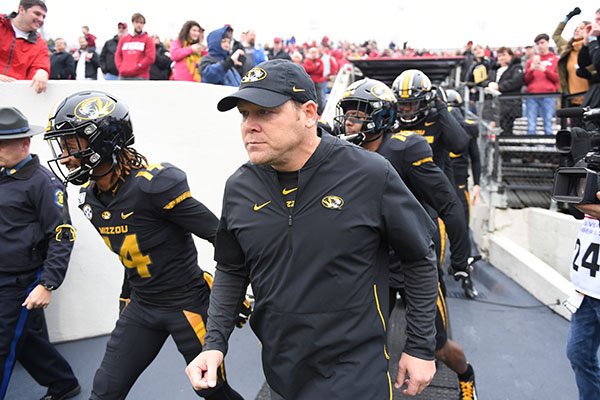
[136,163,187,194]
[405,133,432,150]
[390,131,415,142]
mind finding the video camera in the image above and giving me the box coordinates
[552,107,600,204]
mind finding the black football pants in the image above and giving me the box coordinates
[90,296,243,400]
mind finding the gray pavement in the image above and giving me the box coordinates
[8,259,581,399]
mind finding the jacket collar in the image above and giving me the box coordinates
[3,154,38,180]
[7,12,39,43]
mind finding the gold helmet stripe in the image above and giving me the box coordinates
[400,70,415,99]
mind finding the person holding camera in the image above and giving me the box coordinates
[199,25,243,87]
[578,9,600,111]
[565,190,600,399]
[553,7,590,107]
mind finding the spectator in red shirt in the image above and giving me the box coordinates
[303,47,325,113]
[524,33,559,135]
[0,0,49,93]
[115,13,155,80]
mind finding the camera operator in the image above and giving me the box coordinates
[565,190,600,400]
[553,106,600,398]
[578,8,600,109]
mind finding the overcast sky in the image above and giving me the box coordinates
[1,0,599,50]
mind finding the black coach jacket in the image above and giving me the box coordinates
[205,133,438,400]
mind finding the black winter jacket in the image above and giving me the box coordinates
[205,133,438,400]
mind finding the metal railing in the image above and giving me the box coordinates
[463,88,562,209]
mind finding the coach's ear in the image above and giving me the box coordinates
[302,100,318,129]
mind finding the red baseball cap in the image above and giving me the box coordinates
[118,22,128,29]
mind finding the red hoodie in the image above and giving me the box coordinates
[115,32,155,78]
[0,13,49,79]
[303,57,324,83]
[524,52,559,93]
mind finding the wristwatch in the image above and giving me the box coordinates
[40,281,56,291]
[589,36,599,42]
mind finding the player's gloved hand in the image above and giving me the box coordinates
[119,297,130,314]
[433,86,447,110]
[567,7,581,20]
[235,295,253,328]
[448,255,481,299]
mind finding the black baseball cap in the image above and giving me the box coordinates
[0,107,44,139]
[217,59,317,111]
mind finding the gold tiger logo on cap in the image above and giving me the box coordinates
[241,67,267,83]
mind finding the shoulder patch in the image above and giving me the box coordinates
[137,163,187,194]
[54,189,64,208]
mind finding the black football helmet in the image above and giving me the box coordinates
[445,89,463,107]
[392,69,434,126]
[334,78,397,145]
[44,91,134,185]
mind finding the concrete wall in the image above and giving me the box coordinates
[472,204,582,320]
[1,81,248,341]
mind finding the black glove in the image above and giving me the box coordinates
[567,7,581,20]
[448,255,481,299]
[234,295,253,328]
[433,86,447,110]
[119,297,130,314]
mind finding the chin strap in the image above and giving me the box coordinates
[55,181,77,242]
[362,133,383,143]
[89,154,118,181]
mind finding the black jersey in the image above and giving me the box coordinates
[396,106,469,172]
[450,119,481,186]
[78,163,218,307]
[377,131,469,274]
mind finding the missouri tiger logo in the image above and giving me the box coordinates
[370,84,396,102]
[74,97,116,120]
[242,67,267,83]
[321,195,344,210]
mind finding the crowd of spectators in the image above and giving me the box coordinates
[2,1,598,136]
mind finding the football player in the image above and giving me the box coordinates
[335,78,478,400]
[392,69,470,184]
[446,89,482,224]
[44,91,244,400]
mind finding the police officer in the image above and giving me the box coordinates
[186,59,439,399]
[335,79,478,400]
[0,107,79,400]
[44,91,244,400]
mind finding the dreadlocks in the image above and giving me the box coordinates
[114,147,148,183]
